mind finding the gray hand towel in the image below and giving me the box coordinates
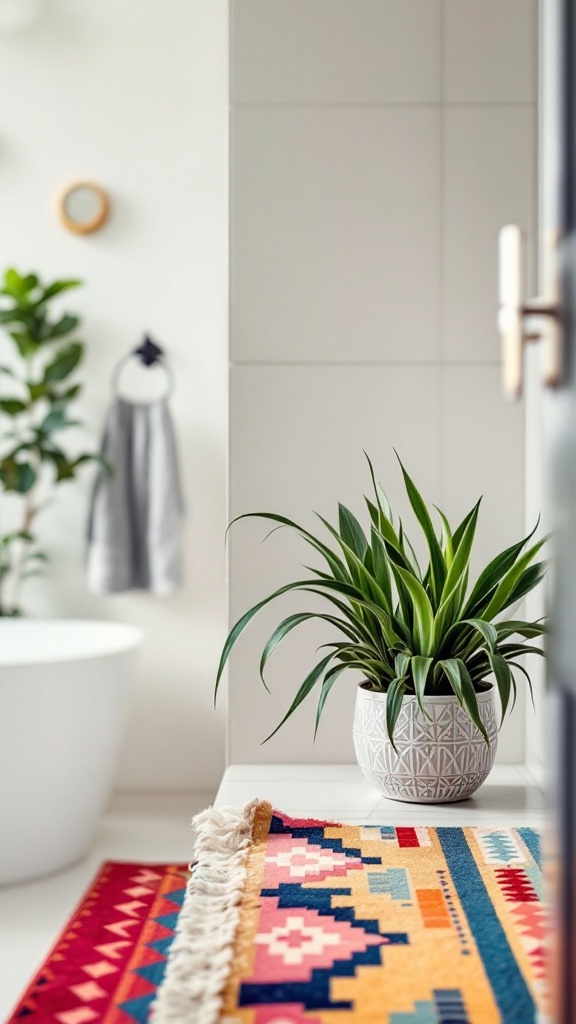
[87,396,184,594]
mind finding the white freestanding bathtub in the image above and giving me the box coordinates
[0,619,143,885]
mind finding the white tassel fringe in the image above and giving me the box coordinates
[150,799,260,1024]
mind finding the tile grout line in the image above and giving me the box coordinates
[230,361,502,368]
[439,0,447,510]
[231,102,537,110]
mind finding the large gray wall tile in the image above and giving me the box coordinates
[443,106,534,363]
[232,108,441,363]
[232,0,441,104]
[444,0,537,104]
[228,364,442,763]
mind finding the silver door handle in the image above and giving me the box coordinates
[498,224,562,399]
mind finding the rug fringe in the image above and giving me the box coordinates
[150,799,261,1024]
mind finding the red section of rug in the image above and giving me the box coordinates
[6,861,189,1024]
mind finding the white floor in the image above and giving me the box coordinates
[0,765,546,1021]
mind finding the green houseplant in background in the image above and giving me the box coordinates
[216,454,546,803]
[0,268,103,616]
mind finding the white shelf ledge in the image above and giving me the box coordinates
[216,763,546,827]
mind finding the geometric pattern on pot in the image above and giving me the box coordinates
[353,686,499,804]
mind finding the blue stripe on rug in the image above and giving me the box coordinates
[437,827,535,1024]
[518,826,541,868]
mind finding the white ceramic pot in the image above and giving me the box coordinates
[353,682,498,803]
[0,619,143,885]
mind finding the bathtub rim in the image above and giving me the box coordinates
[0,619,144,668]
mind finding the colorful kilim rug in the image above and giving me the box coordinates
[7,861,190,1024]
[153,802,547,1024]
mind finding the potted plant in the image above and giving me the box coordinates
[215,454,546,803]
[0,267,104,614]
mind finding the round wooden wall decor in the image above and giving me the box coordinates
[58,182,110,235]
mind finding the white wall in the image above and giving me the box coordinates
[228,0,537,765]
[0,0,228,792]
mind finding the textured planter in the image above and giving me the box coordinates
[353,682,498,803]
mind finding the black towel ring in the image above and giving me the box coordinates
[112,334,175,399]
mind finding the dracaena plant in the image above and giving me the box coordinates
[215,454,546,747]
[0,268,104,616]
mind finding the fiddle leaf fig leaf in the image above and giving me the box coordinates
[39,407,78,434]
[39,279,82,302]
[73,452,111,474]
[59,382,82,402]
[10,330,37,358]
[44,342,83,382]
[41,448,75,481]
[2,268,29,300]
[0,398,27,416]
[48,314,80,339]
[27,381,49,401]
[0,459,37,493]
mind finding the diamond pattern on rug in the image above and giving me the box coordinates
[218,808,545,1023]
[6,862,189,1024]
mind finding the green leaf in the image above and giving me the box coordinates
[439,659,489,744]
[314,663,349,738]
[483,540,546,620]
[39,279,82,302]
[395,452,446,606]
[464,525,540,617]
[369,528,393,608]
[411,655,433,716]
[395,651,410,677]
[398,520,422,579]
[390,564,435,655]
[227,511,350,585]
[432,572,468,651]
[59,382,82,402]
[2,268,29,300]
[460,617,498,652]
[438,501,480,606]
[0,530,33,545]
[72,452,109,471]
[495,620,547,641]
[9,330,37,358]
[0,398,27,416]
[28,381,49,401]
[338,503,368,560]
[259,612,316,689]
[46,314,80,339]
[315,512,393,615]
[487,649,512,724]
[435,506,454,567]
[0,459,37,494]
[504,563,546,610]
[263,652,336,742]
[497,642,545,659]
[385,676,407,751]
[44,343,83,383]
[215,578,338,701]
[39,407,76,434]
[509,660,534,708]
[452,501,483,553]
